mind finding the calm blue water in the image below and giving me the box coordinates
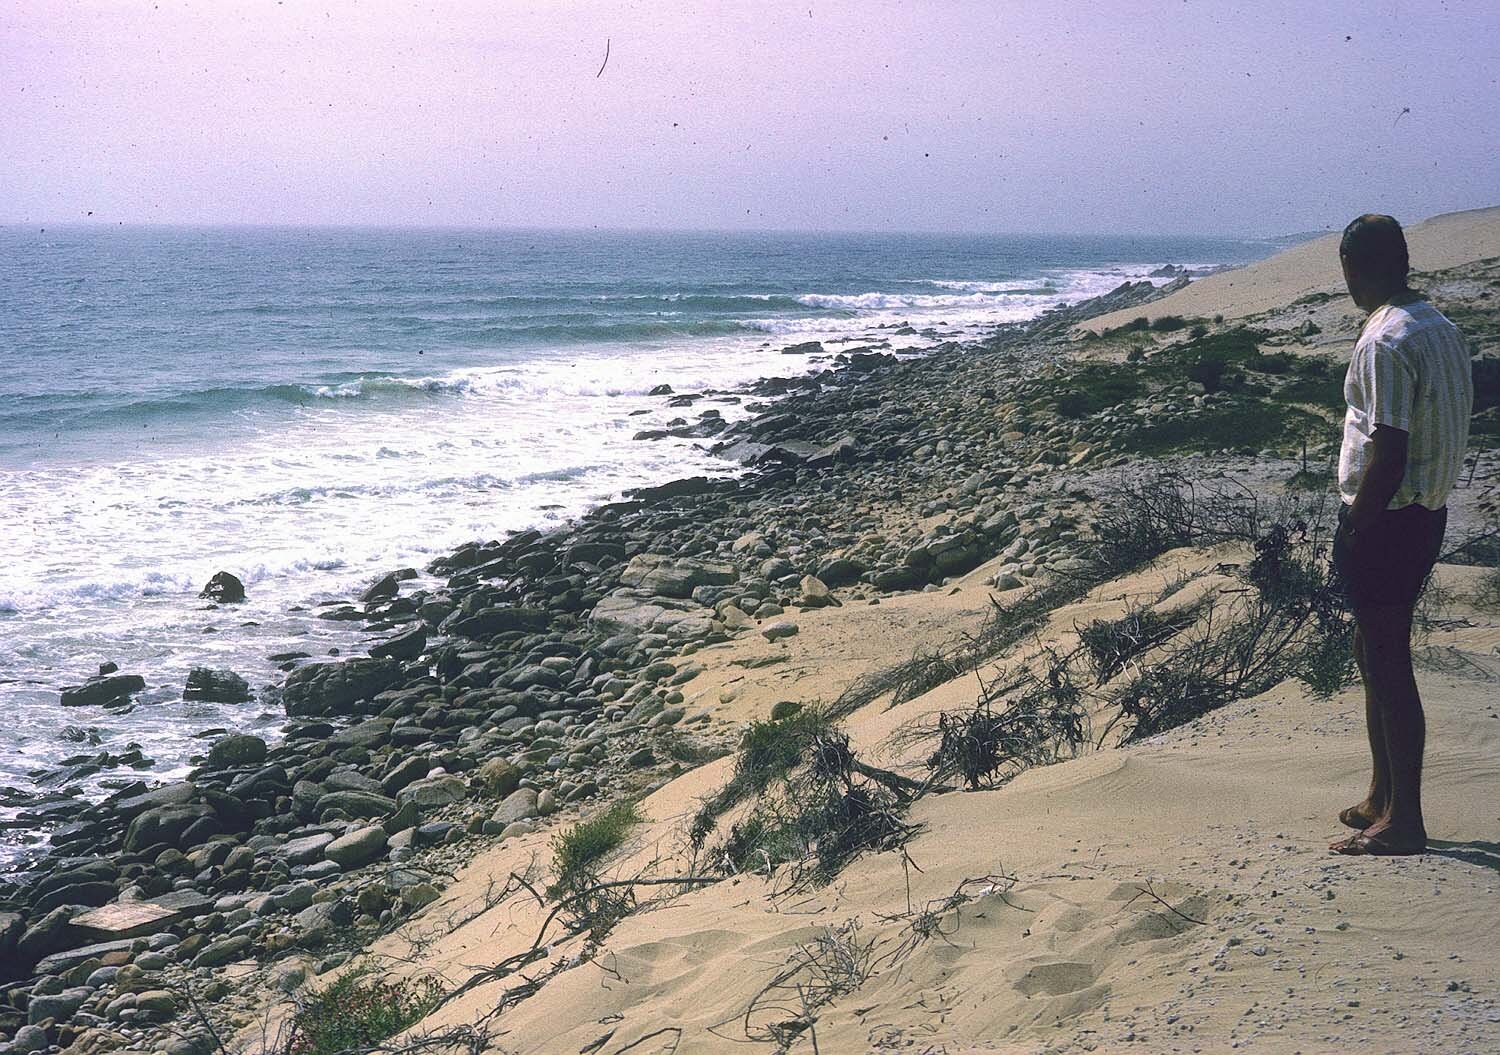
[0,225,1276,865]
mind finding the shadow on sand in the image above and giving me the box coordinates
[1428,839,1500,873]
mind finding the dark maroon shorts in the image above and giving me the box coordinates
[1332,503,1447,609]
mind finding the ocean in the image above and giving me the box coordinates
[0,224,1277,867]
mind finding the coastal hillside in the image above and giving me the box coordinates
[382,551,1500,1055]
[1083,204,1500,332]
[3,209,1497,1055]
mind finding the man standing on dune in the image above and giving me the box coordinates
[1330,214,1472,857]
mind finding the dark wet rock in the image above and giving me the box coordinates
[199,571,246,603]
[370,625,426,662]
[626,476,715,503]
[781,340,824,355]
[815,556,866,587]
[807,434,858,468]
[183,667,252,703]
[60,673,145,708]
[206,734,268,769]
[445,605,548,639]
[282,657,402,717]
[360,572,401,603]
[16,906,81,969]
[226,763,289,799]
[30,878,116,915]
[124,804,215,852]
[567,540,626,565]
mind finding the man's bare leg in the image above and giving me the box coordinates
[1338,625,1392,830]
[1333,602,1427,855]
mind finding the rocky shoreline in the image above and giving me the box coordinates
[2,249,1494,1055]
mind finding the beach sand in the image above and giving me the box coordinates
[1082,204,1500,333]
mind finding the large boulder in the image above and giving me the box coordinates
[60,673,144,708]
[617,555,736,599]
[491,788,539,825]
[396,774,466,809]
[444,606,548,640]
[199,571,246,603]
[282,657,402,718]
[206,734,268,768]
[183,667,252,703]
[324,826,388,869]
[369,626,426,662]
[315,790,397,820]
[124,804,215,852]
[359,572,401,603]
[590,591,714,636]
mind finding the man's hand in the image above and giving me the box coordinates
[1347,424,1410,536]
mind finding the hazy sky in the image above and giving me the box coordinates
[3,1,1497,235]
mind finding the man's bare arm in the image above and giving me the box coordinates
[1348,424,1409,532]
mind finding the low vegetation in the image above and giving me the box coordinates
[549,799,645,899]
[280,969,445,1055]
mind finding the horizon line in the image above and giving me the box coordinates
[0,218,1327,244]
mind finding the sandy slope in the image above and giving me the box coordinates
[336,551,1500,1055]
[1082,205,1500,333]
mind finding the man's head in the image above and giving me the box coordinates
[1340,213,1410,311]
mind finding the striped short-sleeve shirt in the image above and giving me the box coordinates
[1338,296,1472,510]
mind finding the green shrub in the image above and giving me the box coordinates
[1118,400,1318,456]
[1109,316,1150,336]
[1187,357,1231,393]
[1051,369,1145,417]
[1248,351,1296,374]
[1188,323,1209,339]
[283,969,444,1055]
[550,800,644,896]
[1149,315,1187,332]
[1126,345,1146,364]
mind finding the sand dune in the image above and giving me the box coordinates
[352,552,1500,1055]
[1083,204,1500,333]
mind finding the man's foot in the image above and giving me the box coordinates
[1330,821,1427,856]
[1338,802,1383,830]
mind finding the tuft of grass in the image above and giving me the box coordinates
[549,799,645,897]
[690,707,834,845]
[282,968,444,1055]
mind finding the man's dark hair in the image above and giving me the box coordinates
[1340,213,1409,286]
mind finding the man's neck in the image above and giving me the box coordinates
[1364,286,1417,313]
